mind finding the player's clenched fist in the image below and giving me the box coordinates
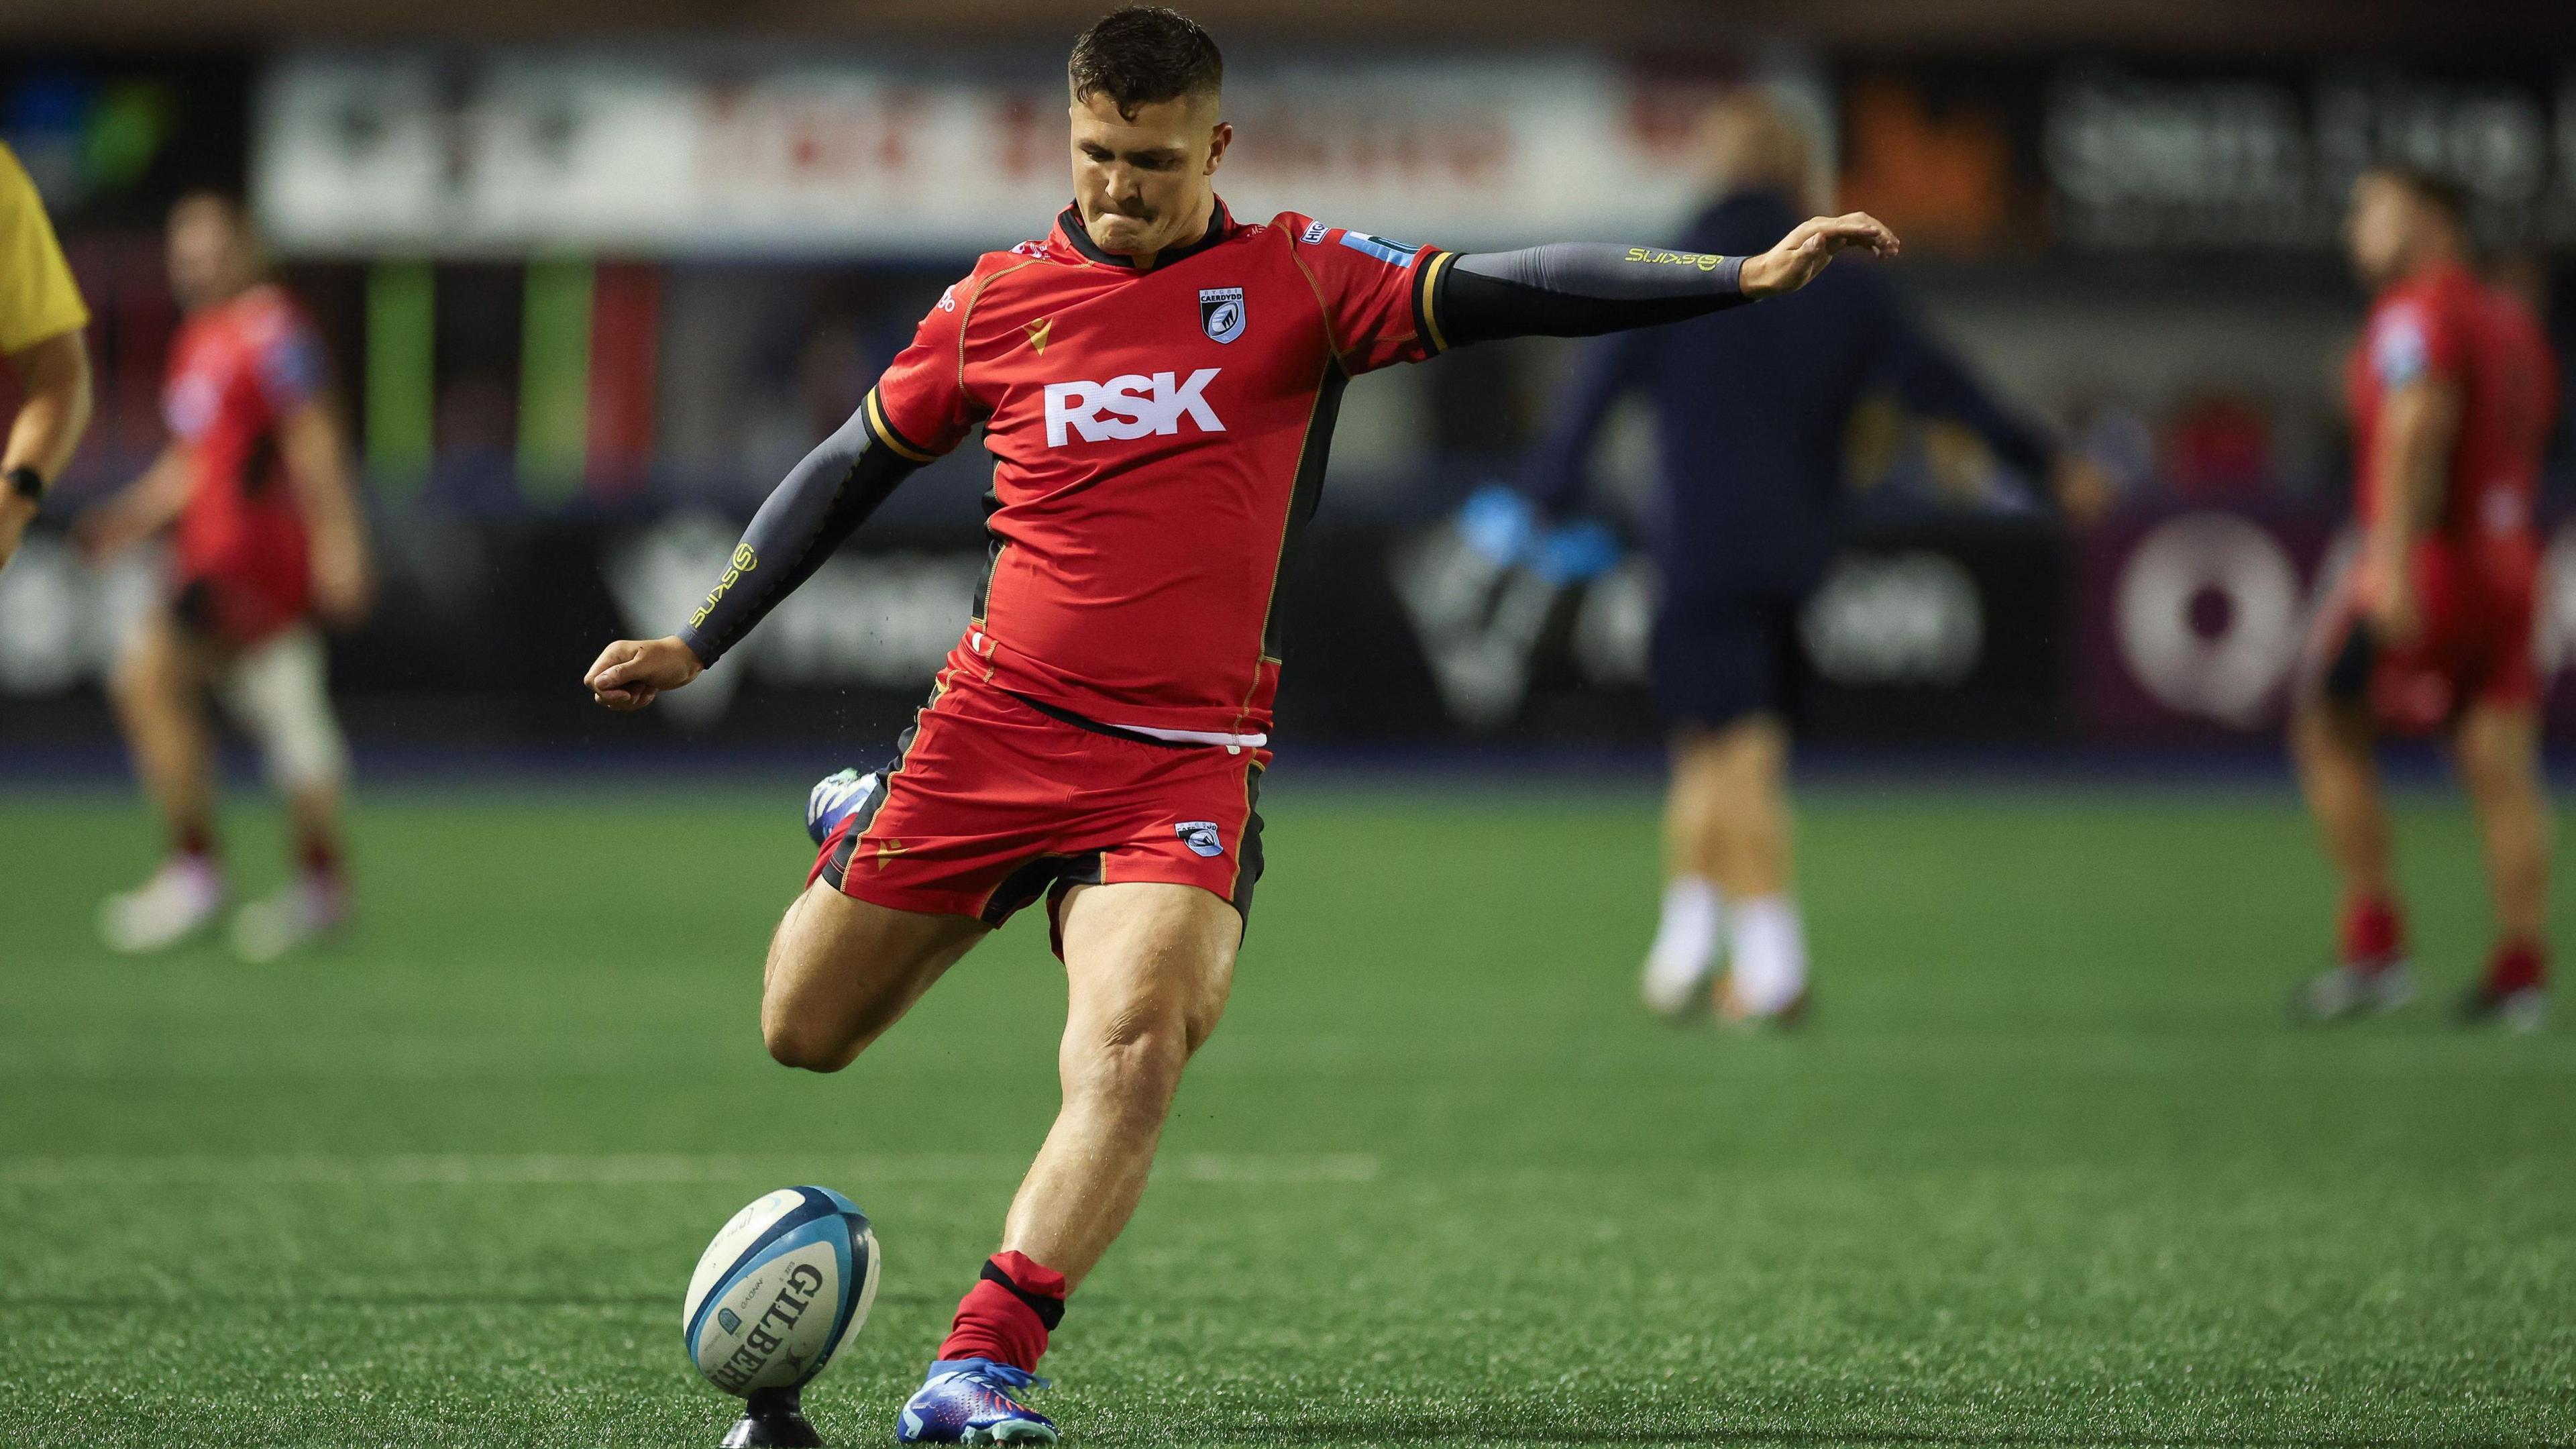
[586,635,703,710]
[1740,213,1902,299]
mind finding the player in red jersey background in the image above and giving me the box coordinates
[80,192,372,963]
[585,9,1900,1440]
[2294,165,2560,1031]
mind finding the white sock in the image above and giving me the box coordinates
[1643,876,1725,999]
[1727,894,1808,1015]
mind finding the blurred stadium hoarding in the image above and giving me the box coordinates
[253,49,1738,256]
[248,48,2576,258]
[13,504,2576,752]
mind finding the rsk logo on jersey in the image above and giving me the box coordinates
[1043,370,1226,446]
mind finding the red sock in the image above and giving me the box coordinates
[2487,936,2548,994]
[935,1251,1067,1372]
[175,821,219,861]
[299,833,342,881]
[2340,892,2406,971]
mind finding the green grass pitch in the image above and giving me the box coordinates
[2,775,2571,1447]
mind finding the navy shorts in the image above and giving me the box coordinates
[1650,591,1808,732]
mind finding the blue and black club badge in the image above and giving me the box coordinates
[1199,286,1247,344]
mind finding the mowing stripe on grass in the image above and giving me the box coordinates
[0,1152,1380,1187]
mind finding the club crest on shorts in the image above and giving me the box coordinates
[1175,820,1225,857]
[1199,287,1246,344]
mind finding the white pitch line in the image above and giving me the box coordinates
[0,1151,1380,1189]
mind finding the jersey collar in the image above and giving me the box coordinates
[1053,197,1236,271]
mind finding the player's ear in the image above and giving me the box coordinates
[1205,119,1233,175]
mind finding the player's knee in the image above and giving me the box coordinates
[762,1014,857,1074]
[228,630,350,792]
[1083,1005,1194,1097]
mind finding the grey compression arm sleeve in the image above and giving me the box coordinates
[1433,244,1752,347]
[677,396,926,666]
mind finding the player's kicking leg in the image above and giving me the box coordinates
[899,880,1236,1444]
[100,607,228,951]
[759,881,989,1073]
[2451,702,2551,1030]
[2289,695,2415,1020]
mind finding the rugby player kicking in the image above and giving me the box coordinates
[586,9,1898,1440]
[2294,165,2559,1031]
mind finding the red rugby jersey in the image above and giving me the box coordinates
[163,282,329,645]
[2347,262,2558,543]
[865,200,1454,738]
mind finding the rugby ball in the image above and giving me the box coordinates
[682,1186,880,1396]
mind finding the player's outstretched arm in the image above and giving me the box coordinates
[1434,213,1900,346]
[584,393,926,711]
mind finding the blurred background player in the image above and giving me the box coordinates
[78,191,372,961]
[2293,166,2561,1032]
[0,137,95,573]
[1500,91,2061,1024]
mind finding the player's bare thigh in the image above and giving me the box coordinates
[1055,881,1239,1065]
[761,881,988,1073]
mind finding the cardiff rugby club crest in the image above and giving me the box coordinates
[1199,287,1246,344]
[1175,820,1225,857]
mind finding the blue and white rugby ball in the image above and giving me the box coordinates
[682,1185,880,1396]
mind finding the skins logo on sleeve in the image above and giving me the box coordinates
[690,544,759,628]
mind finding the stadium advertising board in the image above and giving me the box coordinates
[1837,56,2576,255]
[258,49,2576,259]
[11,511,2576,749]
[253,50,1729,256]
[1,514,2062,749]
[2077,503,2576,742]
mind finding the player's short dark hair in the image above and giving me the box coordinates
[1069,7,1224,119]
[2364,162,2471,228]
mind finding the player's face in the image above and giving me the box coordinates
[167,199,253,312]
[1069,89,1231,259]
[2345,174,2416,288]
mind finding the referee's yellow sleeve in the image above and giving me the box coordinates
[0,141,91,356]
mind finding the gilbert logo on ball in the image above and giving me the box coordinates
[683,1186,880,1396]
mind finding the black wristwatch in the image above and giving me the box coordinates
[5,466,42,504]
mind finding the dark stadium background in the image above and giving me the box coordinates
[6,3,2575,765]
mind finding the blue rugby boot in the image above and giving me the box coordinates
[805,767,879,847]
[896,1359,1059,1444]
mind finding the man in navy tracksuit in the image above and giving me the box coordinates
[1513,93,2055,1022]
